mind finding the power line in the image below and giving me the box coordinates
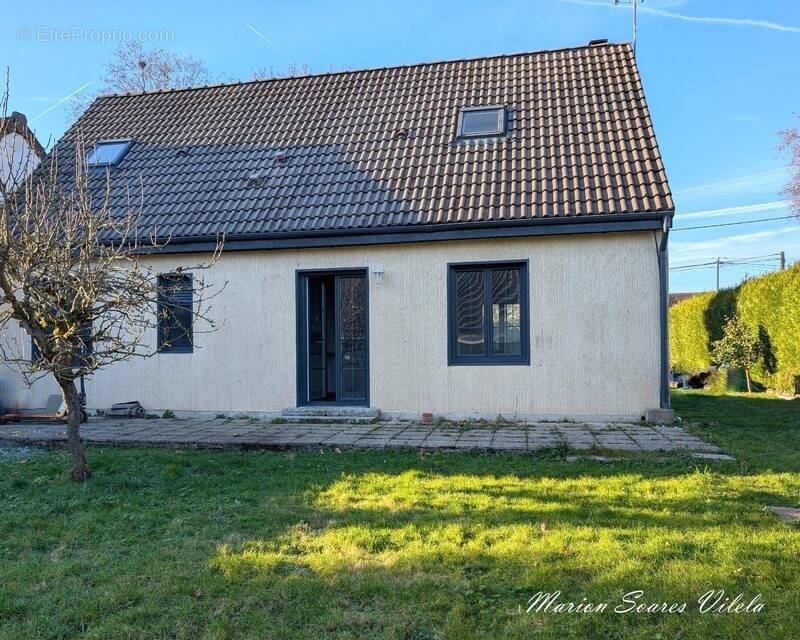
[670,250,791,290]
[731,253,786,262]
[671,261,769,271]
[671,261,783,272]
[730,252,787,261]
[672,214,796,231]
[670,263,718,271]
[670,252,784,271]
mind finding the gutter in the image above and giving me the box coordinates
[130,211,672,254]
[657,214,671,410]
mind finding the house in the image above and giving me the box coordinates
[669,292,704,307]
[0,111,46,198]
[0,40,674,422]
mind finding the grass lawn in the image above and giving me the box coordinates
[2,392,799,639]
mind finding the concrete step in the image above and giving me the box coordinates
[279,415,378,425]
[282,406,381,419]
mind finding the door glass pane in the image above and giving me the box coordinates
[455,270,485,356]
[491,268,521,355]
[338,275,366,400]
[308,278,326,400]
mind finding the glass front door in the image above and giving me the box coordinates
[300,271,368,405]
[336,275,367,403]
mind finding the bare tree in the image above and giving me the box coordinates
[1,89,224,481]
[69,41,213,119]
[104,41,212,93]
[251,62,311,81]
[780,116,800,220]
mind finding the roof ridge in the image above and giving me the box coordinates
[95,40,630,100]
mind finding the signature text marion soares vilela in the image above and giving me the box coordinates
[525,590,765,615]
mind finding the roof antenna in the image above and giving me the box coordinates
[614,0,643,56]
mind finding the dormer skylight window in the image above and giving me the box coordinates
[86,140,133,166]
[457,106,506,138]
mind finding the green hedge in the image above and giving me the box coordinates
[669,292,715,372]
[669,262,800,393]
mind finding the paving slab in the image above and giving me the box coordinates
[492,441,528,451]
[767,506,800,523]
[691,452,737,462]
[0,417,725,457]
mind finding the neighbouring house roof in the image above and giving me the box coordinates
[1,111,46,159]
[1,111,47,193]
[669,292,706,306]
[55,40,673,249]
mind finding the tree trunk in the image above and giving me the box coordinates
[56,377,92,481]
[744,368,752,393]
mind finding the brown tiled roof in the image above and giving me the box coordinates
[57,41,673,240]
[669,292,706,307]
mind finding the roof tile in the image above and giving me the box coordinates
[57,41,672,240]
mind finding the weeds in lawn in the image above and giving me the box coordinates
[532,441,576,459]
[432,418,524,431]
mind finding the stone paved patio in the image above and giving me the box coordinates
[0,417,729,458]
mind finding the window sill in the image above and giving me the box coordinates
[448,357,530,367]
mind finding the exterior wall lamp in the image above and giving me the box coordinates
[373,263,385,288]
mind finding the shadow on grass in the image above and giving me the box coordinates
[3,389,800,639]
[196,450,797,639]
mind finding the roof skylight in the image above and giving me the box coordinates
[86,140,133,166]
[457,106,506,138]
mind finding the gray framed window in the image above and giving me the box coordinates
[157,274,193,353]
[86,139,133,167]
[457,106,506,138]
[447,261,529,365]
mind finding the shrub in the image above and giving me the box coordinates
[737,263,800,391]
[707,369,728,393]
[711,315,762,392]
[669,292,716,372]
[669,262,800,393]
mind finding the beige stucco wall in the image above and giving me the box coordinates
[0,330,61,411]
[0,132,40,195]
[0,232,661,420]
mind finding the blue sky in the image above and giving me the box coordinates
[3,0,799,292]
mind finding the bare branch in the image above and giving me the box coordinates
[779,116,800,220]
[1,80,225,479]
[251,62,312,81]
[67,41,214,122]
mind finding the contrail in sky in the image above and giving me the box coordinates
[559,0,800,33]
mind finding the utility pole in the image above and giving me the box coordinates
[779,251,786,270]
[716,257,721,291]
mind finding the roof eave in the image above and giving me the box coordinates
[134,211,674,255]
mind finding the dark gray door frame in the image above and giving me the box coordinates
[295,268,370,407]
